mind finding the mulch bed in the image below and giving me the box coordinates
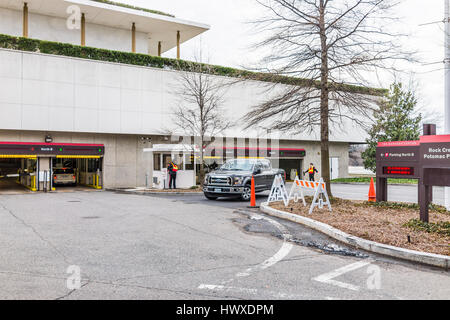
[270,199,450,256]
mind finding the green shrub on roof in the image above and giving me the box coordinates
[91,0,175,17]
[0,34,387,96]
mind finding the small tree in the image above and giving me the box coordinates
[362,82,422,172]
[171,60,232,185]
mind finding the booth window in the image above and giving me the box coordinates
[162,154,184,170]
[185,155,194,171]
[154,154,161,171]
[163,155,172,169]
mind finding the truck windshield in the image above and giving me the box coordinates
[220,159,255,171]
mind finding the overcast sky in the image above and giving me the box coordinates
[120,0,446,132]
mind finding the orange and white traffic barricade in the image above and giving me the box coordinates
[289,176,332,214]
[288,176,307,206]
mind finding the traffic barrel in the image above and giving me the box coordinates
[368,177,376,202]
[247,176,259,208]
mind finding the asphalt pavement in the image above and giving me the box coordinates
[0,189,448,300]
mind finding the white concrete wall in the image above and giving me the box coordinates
[0,6,21,37]
[0,48,370,144]
[0,7,148,53]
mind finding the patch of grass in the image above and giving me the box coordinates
[331,177,373,183]
[362,201,449,214]
[331,177,418,184]
[429,204,450,215]
[91,0,175,17]
[404,219,450,237]
[362,201,419,210]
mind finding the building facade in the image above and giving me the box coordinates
[0,0,374,191]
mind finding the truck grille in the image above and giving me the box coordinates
[210,176,232,185]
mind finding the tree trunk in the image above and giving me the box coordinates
[199,161,205,187]
[319,1,332,197]
[199,138,205,187]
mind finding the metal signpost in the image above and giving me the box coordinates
[444,0,450,210]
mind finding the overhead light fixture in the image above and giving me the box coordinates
[140,137,152,143]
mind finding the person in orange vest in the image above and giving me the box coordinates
[167,161,178,189]
[303,163,318,182]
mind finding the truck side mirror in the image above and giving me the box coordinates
[254,168,262,175]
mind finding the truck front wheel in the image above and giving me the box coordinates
[240,185,252,201]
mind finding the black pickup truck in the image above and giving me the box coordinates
[203,159,285,201]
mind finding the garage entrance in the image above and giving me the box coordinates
[0,142,104,193]
[51,156,103,190]
[279,158,304,181]
[0,155,37,193]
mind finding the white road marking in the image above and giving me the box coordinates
[201,213,294,290]
[235,214,293,278]
[198,284,309,299]
[198,284,258,295]
[313,259,374,291]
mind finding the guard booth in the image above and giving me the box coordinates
[144,144,307,188]
[376,124,450,222]
[144,144,197,189]
[0,142,104,192]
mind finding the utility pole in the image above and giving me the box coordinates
[445,0,450,210]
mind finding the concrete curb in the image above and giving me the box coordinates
[105,188,203,196]
[260,202,449,269]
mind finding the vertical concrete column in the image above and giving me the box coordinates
[23,3,28,38]
[81,13,86,46]
[177,31,181,59]
[132,23,136,53]
[158,41,162,57]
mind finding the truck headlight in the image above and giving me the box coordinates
[234,177,244,185]
[204,175,209,185]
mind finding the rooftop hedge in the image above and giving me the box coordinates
[0,34,387,96]
[91,0,175,17]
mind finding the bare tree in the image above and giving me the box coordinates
[171,59,232,185]
[243,0,414,194]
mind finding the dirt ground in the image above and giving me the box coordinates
[270,199,450,256]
